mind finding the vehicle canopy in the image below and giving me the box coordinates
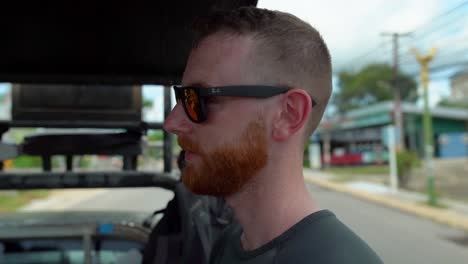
[0,1,255,263]
[0,0,258,190]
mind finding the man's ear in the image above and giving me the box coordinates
[272,89,312,141]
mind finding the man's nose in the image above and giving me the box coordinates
[163,103,193,135]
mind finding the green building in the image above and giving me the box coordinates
[315,101,468,164]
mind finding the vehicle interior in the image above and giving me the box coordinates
[0,1,257,263]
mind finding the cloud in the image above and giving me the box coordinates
[382,0,439,32]
[258,0,452,71]
[258,0,468,106]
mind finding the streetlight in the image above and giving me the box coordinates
[410,47,437,206]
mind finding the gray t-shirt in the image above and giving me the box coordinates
[209,210,383,264]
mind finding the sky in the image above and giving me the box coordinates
[0,83,8,95]
[259,0,467,71]
[1,0,467,120]
[144,0,468,119]
[258,0,468,107]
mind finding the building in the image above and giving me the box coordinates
[450,71,468,101]
[314,101,468,166]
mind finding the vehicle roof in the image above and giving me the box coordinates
[0,0,258,191]
[0,0,258,85]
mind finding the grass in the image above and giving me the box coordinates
[147,130,164,141]
[419,200,448,209]
[12,156,43,168]
[78,156,92,168]
[329,174,360,183]
[11,156,62,169]
[324,165,389,176]
[419,190,449,209]
[325,167,450,209]
[0,190,49,213]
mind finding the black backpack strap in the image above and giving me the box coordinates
[153,236,168,264]
[142,197,182,264]
[153,234,183,264]
[143,182,237,264]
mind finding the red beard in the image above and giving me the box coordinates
[177,120,268,197]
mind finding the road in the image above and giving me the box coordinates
[308,184,468,264]
[73,187,174,213]
[72,183,468,264]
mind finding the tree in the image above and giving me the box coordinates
[143,98,153,109]
[334,63,418,113]
[396,150,420,188]
[147,130,163,141]
[437,98,468,109]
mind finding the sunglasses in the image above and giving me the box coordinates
[173,85,317,123]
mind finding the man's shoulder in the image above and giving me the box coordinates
[275,210,383,264]
[210,210,383,264]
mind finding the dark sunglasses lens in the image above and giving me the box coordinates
[184,88,202,122]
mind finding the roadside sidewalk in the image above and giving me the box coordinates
[304,169,468,232]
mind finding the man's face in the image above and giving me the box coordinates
[163,33,271,197]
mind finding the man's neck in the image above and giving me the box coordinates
[226,164,320,251]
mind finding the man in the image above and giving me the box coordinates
[163,7,382,264]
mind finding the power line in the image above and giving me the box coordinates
[399,12,468,51]
[340,41,388,71]
[404,60,468,77]
[407,0,468,34]
[400,52,464,67]
[339,1,468,73]
[399,47,468,67]
[397,32,468,68]
[398,1,468,53]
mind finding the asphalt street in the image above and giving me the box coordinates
[72,183,468,264]
[308,184,468,264]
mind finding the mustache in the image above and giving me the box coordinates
[177,137,201,153]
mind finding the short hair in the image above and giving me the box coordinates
[192,7,332,140]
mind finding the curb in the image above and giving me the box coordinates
[304,174,468,233]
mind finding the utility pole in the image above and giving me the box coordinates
[411,47,437,206]
[382,32,410,150]
[321,121,332,169]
